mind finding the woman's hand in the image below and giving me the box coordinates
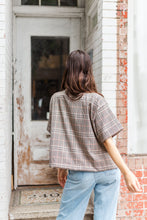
[57,168,68,188]
[123,170,143,193]
[103,138,143,193]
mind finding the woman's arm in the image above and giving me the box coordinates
[103,137,142,193]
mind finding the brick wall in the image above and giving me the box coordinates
[116,0,147,218]
[0,0,12,219]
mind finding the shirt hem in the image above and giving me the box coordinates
[49,163,118,172]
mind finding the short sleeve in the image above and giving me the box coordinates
[46,96,53,134]
[92,98,123,143]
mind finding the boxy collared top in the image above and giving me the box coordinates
[47,89,123,171]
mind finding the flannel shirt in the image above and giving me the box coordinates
[47,89,123,171]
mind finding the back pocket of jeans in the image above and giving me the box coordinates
[68,170,83,181]
[104,168,118,176]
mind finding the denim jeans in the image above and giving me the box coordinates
[56,167,121,220]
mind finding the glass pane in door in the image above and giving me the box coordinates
[60,0,77,6]
[31,37,69,120]
[41,0,58,6]
[21,0,39,5]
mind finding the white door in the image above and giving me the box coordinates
[14,16,81,186]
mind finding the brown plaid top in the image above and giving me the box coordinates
[47,90,123,171]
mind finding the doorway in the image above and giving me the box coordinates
[13,16,81,187]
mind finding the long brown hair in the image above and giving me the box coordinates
[60,49,103,100]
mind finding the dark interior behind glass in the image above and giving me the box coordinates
[22,0,77,6]
[41,0,58,6]
[21,0,39,5]
[60,0,77,6]
[31,37,69,120]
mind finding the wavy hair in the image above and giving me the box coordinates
[60,49,103,100]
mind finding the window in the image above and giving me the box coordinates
[31,37,69,120]
[88,49,93,64]
[88,11,98,34]
[128,0,147,153]
[21,0,77,6]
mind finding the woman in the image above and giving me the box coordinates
[47,50,142,220]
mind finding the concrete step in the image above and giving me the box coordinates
[11,215,93,220]
[9,186,94,220]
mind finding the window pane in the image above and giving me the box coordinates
[31,37,69,120]
[21,0,39,5]
[61,0,77,6]
[92,13,97,29]
[41,0,58,6]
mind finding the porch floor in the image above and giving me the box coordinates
[9,185,94,220]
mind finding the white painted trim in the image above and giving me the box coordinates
[101,0,117,115]
[128,0,147,154]
[87,0,98,16]
[128,0,135,154]
[12,11,18,190]
[13,6,84,18]
[13,0,21,6]
[78,0,85,8]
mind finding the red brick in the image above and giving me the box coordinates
[134,170,143,178]
[118,65,128,74]
[145,209,147,218]
[117,107,127,115]
[128,157,136,169]
[117,99,127,108]
[145,200,147,208]
[120,186,130,193]
[117,138,127,147]
[134,202,143,209]
[143,158,147,169]
[116,91,128,100]
[144,170,147,177]
[117,74,128,83]
[119,58,127,67]
[117,129,127,139]
[117,10,128,19]
[117,83,128,93]
[118,50,127,59]
[119,146,127,154]
[120,193,132,201]
[117,3,128,11]
[117,115,127,124]
[133,209,144,217]
[133,193,147,201]
[144,185,147,193]
[142,178,147,184]
[125,209,132,216]
[135,158,143,169]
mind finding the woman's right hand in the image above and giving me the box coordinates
[103,138,143,193]
[123,170,143,193]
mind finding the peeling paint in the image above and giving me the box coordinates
[16,84,32,185]
[16,84,58,185]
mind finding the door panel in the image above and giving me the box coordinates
[14,17,81,185]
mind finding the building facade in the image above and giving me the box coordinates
[0,0,147,219]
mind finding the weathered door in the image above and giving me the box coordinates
[14,17,81,186]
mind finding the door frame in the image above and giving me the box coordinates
[12,6,85,189]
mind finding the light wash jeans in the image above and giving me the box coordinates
[56,167,121,220]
